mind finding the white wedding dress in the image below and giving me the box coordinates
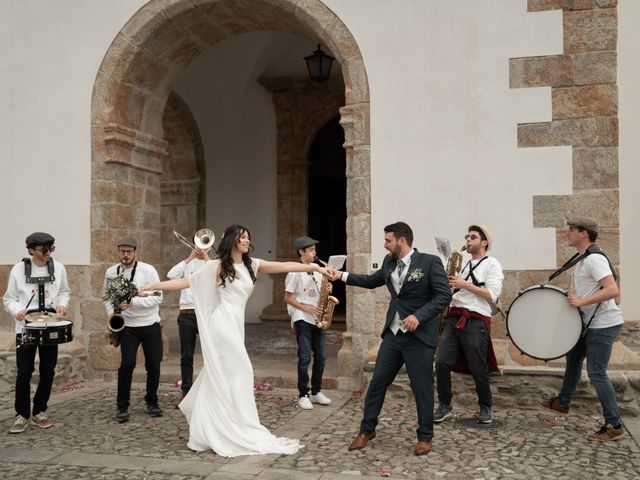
[180,258,302,457]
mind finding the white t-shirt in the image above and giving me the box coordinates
[3,259,71,334]
[574,253,623,329]
[167,258,208,309]
[103,261,163,327]
[285,269,323,327]
[451,256,503,317]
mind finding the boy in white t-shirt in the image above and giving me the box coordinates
[538,218,624,441]
[284,236,332,410]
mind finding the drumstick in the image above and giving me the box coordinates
[24,291,36,312]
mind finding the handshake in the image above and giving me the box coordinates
[322,267,343,282]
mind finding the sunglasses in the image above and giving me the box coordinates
[464,234,481,241]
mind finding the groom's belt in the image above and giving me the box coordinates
[180,309,196,315]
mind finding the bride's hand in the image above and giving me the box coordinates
[138,283,155,295]
[317,266,331,277]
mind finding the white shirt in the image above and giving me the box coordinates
[285,268,323,327]
[574,253,623,329]
[167,258,208,309]
[3,259,71,334]
[103,261,163,327]
[451,256,504,317]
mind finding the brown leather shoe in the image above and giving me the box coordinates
[415,440,432,456]
[537,398,569,415]
[348,432,376,451]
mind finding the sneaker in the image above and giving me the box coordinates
[589,424,625,441]
[147,404,163,417]
[115,409,129,423]
[298,395,313,410]
[32,412,53,429]
[537,397,569,415]
[476,405,492,424]
[9,415,29,434]
[310,392,331,405]
[434,403,454,423]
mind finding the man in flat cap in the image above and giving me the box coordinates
[3,232,70,433]
[539,218,625,441]
[284,236,332,410]
[103,236,164,423]
[434,225,503,425]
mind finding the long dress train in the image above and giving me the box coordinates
[180,258,302,457]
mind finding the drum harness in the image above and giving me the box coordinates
[22,257,56,315]
[547,244,618,336]
[454,256,504,318]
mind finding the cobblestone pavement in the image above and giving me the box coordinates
[1,379,639,480]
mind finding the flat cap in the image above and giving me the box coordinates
[117,236,138,248]
[293,236,319,252]
[25,232,55,246]
[567,218,599,234]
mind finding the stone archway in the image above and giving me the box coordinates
[89,0,371,385]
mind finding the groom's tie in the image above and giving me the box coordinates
[397,260,405,283]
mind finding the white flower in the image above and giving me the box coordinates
[406,268,424,283]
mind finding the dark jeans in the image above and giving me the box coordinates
[361,331,436,442]
[177,312,199,393]
[557,324,622,426]
[294,320,326,397]
[436,316,491,408]
[117,323,163,410]
[15,335,58,418]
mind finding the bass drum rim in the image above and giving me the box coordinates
[506,284,583,361]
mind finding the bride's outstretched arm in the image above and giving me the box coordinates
[258,259,329,276]
[140,278,189,293]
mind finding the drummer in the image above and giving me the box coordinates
[538,218,625,441]
[434,225,503,425]
[3,232,71,434]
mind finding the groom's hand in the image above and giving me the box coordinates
[402,315,420,332]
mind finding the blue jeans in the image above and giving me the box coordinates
[557,324,622,426]
[294,320,326,397]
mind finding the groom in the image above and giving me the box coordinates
[330,222,451,455]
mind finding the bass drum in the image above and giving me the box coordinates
[506,284,583,361]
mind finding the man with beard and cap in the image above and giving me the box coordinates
[328,221,451,456]
[3,232,70,433]
[538,218,625,441]
[103,236,163,423]
[434,225,503,425]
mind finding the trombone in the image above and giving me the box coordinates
[173,229,216,251]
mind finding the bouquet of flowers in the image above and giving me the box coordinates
[103,275,138,307]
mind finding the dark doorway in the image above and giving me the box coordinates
[308,116,347,317]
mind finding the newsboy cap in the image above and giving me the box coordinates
[567,218,599,234]
[117,236,138,248]
[25,232,55,246]
[293,236,319,252]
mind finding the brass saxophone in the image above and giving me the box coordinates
[314,257,339,330]
[440,245,467,332]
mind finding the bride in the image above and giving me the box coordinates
[141,224,330,457]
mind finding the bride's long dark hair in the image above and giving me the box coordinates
[217,224,257,287]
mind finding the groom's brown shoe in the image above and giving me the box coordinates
[415,440,432,456]
[348,432,376,451]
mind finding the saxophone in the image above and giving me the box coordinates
[313,257,339,330]
[440,245,467,332]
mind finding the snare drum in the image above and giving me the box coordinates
[506,284,583,361]
[22,320,73,346]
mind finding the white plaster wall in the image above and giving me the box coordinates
[618,0,640,320]
[174,32,318,322]
[323,0,567,271]
[0,0,147,265]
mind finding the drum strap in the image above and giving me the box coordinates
[22,258,56,312]
[548,244,617,282]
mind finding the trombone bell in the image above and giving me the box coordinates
[173,229,216,251]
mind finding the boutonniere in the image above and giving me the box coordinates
[406,268,424,283]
